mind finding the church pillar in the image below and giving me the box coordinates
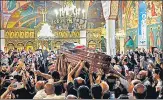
[101,1,119,56]
[105,20,111,55]
[0,30,5,51]
[80,30,86,46]
[108,19,116,56]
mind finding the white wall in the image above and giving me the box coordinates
[0,30,5,51]
[80,30,86,46]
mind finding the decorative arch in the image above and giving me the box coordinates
[7,43,15,50]
[54,41,62,49]
[26,41,34,51]
[17,43,24,51]
[88,40,96,49]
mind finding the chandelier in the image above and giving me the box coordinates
[53,1,87,32]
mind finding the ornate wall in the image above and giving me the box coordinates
[4,28,36,51]
[117,1,162,49]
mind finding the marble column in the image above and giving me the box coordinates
[109,19,116,56]
[0,30,5,51]
[80,30,86,46]
[105,20,111,55]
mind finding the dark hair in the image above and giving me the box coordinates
[51,71,60,81]
[78,85,90,99]
[91,84,102,99]
[14,75,22,82]
[133,83,147,99]
[54,84,63,95]
[103,91,110,99]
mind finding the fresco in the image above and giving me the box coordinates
[119,1,163,49]
[146,1,162,25]
[87,1,105,29]
[126,28,138,49]
[1,1,61,29]
[147,23,162,49]
[2,0,29,13]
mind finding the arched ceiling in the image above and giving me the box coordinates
[1,0,105,29]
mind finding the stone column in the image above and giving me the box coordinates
[105,20,111,55]
[108,19,116,56]
[80,30,86,46]
[101,1,111,55]
[0,30,5,51]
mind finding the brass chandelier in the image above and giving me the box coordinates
[53,1,87,32]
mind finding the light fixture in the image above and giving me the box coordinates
[53,1,87,32]
[38,23,55,40]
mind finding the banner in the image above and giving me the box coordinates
[138,1,147,49]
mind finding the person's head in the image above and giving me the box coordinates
[160,62,163,69]
[147,63,155,71]
[44,83,55,95]
[91,84,103,99]
[77,85,90,99]
[66,95,77,99]
[1,65,8,73]
[128,36,132,40]
[137,70,147,81]
[153,67,161,80]
[127,71,135,81]
[103,91,110,99]
[122,59,128,65]
[74,77,85,89]
[51,71,60,82]
[128,79,141,93]
[54,84,63,96]
[35,81,45,91]
[133,83,147,99]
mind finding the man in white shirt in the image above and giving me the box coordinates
[33,81,47,99]
[43,83,64,99]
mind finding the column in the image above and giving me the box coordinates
[0,30,5,51]
[105,20,111,55]
[109,19,116,56]
[80,30,86,46]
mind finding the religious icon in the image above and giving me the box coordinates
[125,36,134,49]
[156,26,161,48]
[151,2,157,16]
[149,28,154,48]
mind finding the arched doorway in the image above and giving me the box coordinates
[88,40,96,49]
[55,41,62,50]
[17,43,24,51]
[7,43,15,51]
[26,41,34,51]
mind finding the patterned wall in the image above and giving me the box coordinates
[117,1,162,49]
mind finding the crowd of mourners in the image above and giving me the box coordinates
[0,47,163,99]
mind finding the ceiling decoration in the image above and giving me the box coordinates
[1,0,106,29]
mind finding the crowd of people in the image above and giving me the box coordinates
[0,47,163,99]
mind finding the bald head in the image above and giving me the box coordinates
[44,83,55,95]
[35,81,45,91]
[66,95,77,99]
[133,83,147,99]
